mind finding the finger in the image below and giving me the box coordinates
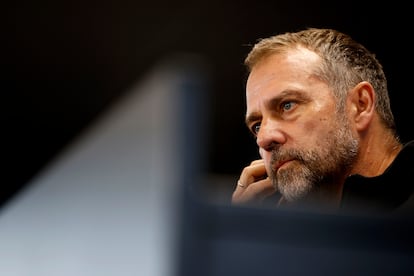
[240,161,267,185]
[250,159,264,166]
[232,177,274,200]
[247,177,276,201]
[233,160,267,195]
[232,159,269,202]
[232,177,275,204]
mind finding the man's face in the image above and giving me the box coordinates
[245,48,358,202]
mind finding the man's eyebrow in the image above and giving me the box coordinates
[274,89,307,102]
[245,112,262,127]
[245,89,309,127]
[245,93,287,127]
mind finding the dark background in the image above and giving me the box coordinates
[4,1,413,207]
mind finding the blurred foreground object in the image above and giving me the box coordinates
[0,54,210,276]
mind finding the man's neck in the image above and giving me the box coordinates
[277,177,346,213]
[351,131,402,177]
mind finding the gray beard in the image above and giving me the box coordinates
[270,118,358,202]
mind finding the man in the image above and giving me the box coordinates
[232,28,414,215]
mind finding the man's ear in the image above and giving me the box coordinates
[348,81,375,131]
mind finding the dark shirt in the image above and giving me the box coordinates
[340,140,414,216]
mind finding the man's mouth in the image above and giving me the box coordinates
[274,159,293,171]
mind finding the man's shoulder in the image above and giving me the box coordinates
[393,139,414,171]
[392,139,414,214]
[403,140,414,152]
[340,140,414,214]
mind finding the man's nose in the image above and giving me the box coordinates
[256,120,286,151]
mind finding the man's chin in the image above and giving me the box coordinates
[275,179,313,203]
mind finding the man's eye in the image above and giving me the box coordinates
[252,123,261,134]
[281,101,295,111]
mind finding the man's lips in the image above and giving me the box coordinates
[274,159,293,171]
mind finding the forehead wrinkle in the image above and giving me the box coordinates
[247,72,279,96]
[247,53,320,98]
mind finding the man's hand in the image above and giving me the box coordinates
[231,159,276,204]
